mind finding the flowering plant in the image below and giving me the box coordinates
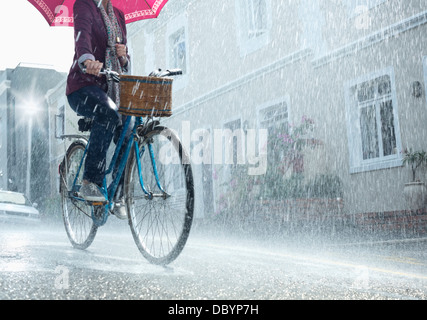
[267,115,316,176]
[213,116,318,219]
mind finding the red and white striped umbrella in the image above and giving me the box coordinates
[28,0,169,26]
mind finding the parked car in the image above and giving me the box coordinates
[0,190,40,223]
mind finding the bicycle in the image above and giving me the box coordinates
[59,68,194,265]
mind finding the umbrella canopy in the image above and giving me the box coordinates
[28,0,169,26]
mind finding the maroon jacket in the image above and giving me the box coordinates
[66,0,130,96]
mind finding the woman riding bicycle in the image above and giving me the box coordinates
[66,0,130,219]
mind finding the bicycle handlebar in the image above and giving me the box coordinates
[81,67,182,83]
[148,68,183,77]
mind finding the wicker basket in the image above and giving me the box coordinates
[119,75,173,117]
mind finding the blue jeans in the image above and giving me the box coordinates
[67,86,133,197]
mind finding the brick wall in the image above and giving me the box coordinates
[253,199,427,237]
[345,209,427,236]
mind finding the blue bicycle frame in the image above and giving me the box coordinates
[69,116,166,226]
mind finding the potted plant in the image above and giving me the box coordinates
[402,149,427,210]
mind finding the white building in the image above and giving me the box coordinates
[126,0,427,224]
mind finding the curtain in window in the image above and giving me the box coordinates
[245,0,267,39]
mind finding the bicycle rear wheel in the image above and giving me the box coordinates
[60,139,97,249]
[124,126,194,265]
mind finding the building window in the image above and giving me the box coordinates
[223,118,243,167]
[55,105,65,139]
[169,27,187,75]
[166,13,189,92]
[245,0,268,39]
[259,99,289,142]
[221,118,243,185]
[235,0,271,56]
[258,99,289,175]
[345,68,402,173]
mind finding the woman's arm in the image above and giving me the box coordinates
[73,0,103,75]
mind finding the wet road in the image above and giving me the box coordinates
[0,219,426,301]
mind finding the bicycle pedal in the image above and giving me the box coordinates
[92,205,108,227]
[88,201,108,206]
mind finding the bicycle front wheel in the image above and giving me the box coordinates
[60,139,97,250]
[124,126,194,265]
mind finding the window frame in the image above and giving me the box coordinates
[55,104,65,140]
[222,116,244,167]
[221,116,243,184]
[235,0,272,56]
[257,96,291,175]
[344,67,402,174]
[166,13,189,92]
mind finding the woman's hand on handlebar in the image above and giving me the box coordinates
[84,60,103,76]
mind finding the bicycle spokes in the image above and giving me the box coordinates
[60,118,194,265]
[125,126,194,265]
